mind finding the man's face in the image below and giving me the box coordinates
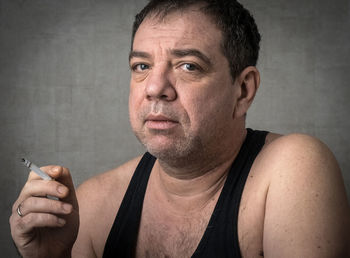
[129,7,239,162]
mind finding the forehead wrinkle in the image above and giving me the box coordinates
[139,10,216,43]
[133,9,224,66]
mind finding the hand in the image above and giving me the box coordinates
[9,166,79,258]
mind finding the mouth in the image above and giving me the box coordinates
[145,114,179,130]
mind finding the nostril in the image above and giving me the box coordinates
[147,94,170,101]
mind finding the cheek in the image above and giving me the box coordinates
[178,92,213,132]
[181,86,236,130]
[128,85,142,126]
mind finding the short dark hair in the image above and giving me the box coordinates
[131,0,261,81]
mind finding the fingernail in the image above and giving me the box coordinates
[57,185,66,194]
[63,203,72,212]
[58,218,66,225]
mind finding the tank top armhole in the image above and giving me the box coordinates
[231,129,268,256]
[103,152,156,257]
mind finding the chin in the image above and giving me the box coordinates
[146,139,205,168]
[133,128,205,163]
[145,142,179,159]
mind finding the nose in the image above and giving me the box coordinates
[145,63,177,101]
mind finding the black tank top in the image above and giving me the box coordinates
[103,128,268,257]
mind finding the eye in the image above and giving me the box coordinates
[181,63,198,71]
[132,63,149,72]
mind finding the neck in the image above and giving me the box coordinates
[153,128,247,213]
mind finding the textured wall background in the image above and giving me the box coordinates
[1,0,349,256]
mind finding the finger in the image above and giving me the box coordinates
[20,179,69,203]
[14,213,66,234]
[45,166,79,210]
[16,197,73,217]
[13,180,70,214]
[28,165,62,180]
[26,166,78,210]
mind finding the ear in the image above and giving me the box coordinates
[233,66,260,118]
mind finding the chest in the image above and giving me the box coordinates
[135,195,217,258]
[135,175,268,258]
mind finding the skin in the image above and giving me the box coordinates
[10,6,350,258]
[128,11,245,173]
[9,166,79,258]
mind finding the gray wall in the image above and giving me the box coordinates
[1,0,349,256]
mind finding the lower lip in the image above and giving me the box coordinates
[145,120,178,130]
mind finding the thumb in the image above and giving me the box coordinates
[42,166,79,210]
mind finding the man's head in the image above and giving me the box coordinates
[128,0,261,167]
[131,0,261,81]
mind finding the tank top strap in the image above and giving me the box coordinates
[103,152,156,258]
[192,128,268,257]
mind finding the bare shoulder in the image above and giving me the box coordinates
[258,133,347,183]
[76,155,142,203]
[256,133,350,257]
[72,156,142,258]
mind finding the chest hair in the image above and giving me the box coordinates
[135,199,217,258]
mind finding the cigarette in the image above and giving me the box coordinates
[21,158,58,200]
[21,158,52,180]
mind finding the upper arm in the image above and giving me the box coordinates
[262,134,350,257]
[71,178,99,258]
[71,156,142,258]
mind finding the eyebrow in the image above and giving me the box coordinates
[129,48,212,66]
[170,48,212,66]
[129,51,151,61]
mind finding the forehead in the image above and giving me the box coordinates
[132,7,223,58]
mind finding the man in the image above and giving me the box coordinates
[10,0,350,257]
